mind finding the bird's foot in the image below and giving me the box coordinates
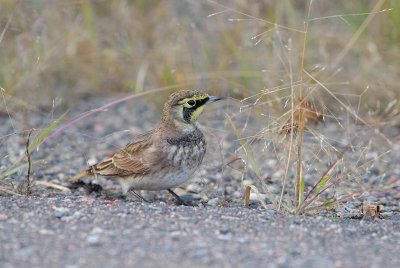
[127,189,150,203]
[168,189,190,206]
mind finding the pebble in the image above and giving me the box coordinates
[381,211,394,217]
[87,234,101,246]
[225,186,235,194]
[241,180,252,186]
[169,230,186,239]
[180,194,202,203]
[73,191,85,196]
[186,184,202,193]
[232,191,242,199]
[379,197,387,205]
[388,176,398,184]
[250,192,267,201]
[217,234,231,241]
[54,210,66,218]
[219,227,230,234]
[207,198,219,206]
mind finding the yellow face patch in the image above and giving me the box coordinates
[173,94,210,126]
[190,105,206,122]
[178,94,209,107]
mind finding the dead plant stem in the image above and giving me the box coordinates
[295,0,313,209]
[278,39,295,211]
[25,131,33,195]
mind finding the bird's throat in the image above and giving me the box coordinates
[173,119,196,133]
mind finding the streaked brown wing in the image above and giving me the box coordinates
[92,131,154,177]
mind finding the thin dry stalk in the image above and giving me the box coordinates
[0,128,36,141]
[35,181,71,192]
[331,0,386,69]
[25,131,33,195]
[278,38,295,211]
[305,192,362,212]
[295,0,313,208]
[0,187,22,196]
[244,186,251,206]
[300,137,357,212]
[254,173,277,208]
[304,70,391,145]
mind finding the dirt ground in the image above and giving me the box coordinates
[1,96,400,267]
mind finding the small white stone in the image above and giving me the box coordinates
[186,184,202,193]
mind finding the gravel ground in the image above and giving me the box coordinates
[1,194,399,268]
[1,96,400,267]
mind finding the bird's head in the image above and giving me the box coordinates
[162,90,222,132]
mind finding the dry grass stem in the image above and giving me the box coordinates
[295,0,313,209]
[0,187,22,196]
[35,181,71,192]
[331,0,387,69]
[244,186,251,207]
[25,131,33,195]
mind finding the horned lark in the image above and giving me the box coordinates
[68,90,222,204]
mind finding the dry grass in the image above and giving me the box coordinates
[1,1,399,213]
[0,1,398,108]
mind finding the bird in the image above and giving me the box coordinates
[67,90,222,205]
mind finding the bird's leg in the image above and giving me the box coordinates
[168,189,189,206]
[127,189,150,203]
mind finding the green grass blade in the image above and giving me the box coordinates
[315,175,330,196]
[29,110,68,151]
[300,177,305,204]
[2,160,44,178]
[0,111,67,181]
[82,0,96,42]
[323,200,337,207]
[227,115,260,176]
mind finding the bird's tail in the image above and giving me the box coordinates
[67,169,92,183]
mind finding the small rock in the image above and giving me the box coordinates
[225,186,234,194]
[207,198,219,206]
[388,176,398,184]
[170,230,186,239]
[381,211,393,217]
[180,194,202,203]
[219,227,230,234]
[367,196,378,202]
[232,191,242,199]
[87,234,101,246]
[250,192,267,201]
[242,180,253,187]
[186,184,202,193]
[73,191,85,196]
[54,210,66,218]
[393,194,400,200]
[217,234,231,241]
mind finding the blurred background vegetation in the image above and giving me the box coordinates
[0,0,399,113]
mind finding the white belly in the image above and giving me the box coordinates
[118,135,206,194]
[118,167,198,193]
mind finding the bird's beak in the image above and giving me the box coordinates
[207,96,223,103]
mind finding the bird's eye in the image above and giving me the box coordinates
[187,100,196,106]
